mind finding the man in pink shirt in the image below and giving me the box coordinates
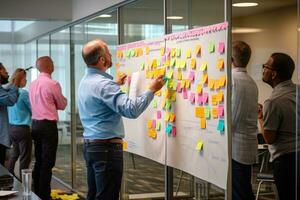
[29,56,67,200]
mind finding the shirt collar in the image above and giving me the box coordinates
[274,80,294,90]
[39,72,51,78]
[232,67,247,72]
[86,67,113,80]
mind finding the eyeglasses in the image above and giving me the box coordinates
[262,64,276,71]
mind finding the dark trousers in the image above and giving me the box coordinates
[232,159,255,200]
[273,152,299,200]
[84,142,123,200]
[0,144,7,166]
[32,120,58,200]
[7,125,32,176]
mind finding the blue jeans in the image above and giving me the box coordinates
[232,159,254,200]
[84,143,123,200]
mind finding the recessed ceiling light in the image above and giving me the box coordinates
[99,14,112,18]
[232,2,258,7]
[167,16,183,20]
[232,27,263,34]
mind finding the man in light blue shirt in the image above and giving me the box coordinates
[7,68,32,176]
[78,39,165,200]
[0,63,19,165]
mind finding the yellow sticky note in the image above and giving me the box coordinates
[158,68,166,76]
[171,48,176,57]
[152,59,157,68]
[155,90,162,96]
[164,112,170,122]
[165,59,170,68]
[217,59,224,70]
[177,70,182,80]
[200,61,207,71]
[219,76,226,87]
[196,84,203,94]
[160,47,165,56]
[196,140,203,151]
[147,120,152,129]
[200,118,206,129]
[195,45,201,56]
[167,70,173,79]
[171,92,176,102]
[186,48,191,58]
[145,46,150,55]
[180,80,186,88]
[176,59,181,68]
[148,129,157,139]
[212,108,218,119]
[180,60,186,69]
[165,90,172,99]
[208,79,215,89]
[161,99,166,108]
[195,107,205,118]
[170,113,176,122]
[214,80,220,90]
[123,141,128,150]
[202,74,208,84]
[190,58,196,69]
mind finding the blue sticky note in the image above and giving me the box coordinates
[165,123,172,135]
[217,119,225,132]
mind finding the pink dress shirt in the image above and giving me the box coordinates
[29,72,67,121]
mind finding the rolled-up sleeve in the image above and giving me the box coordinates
[100,81,154,119]
[263,100,281,132]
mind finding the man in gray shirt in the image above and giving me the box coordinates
[232,41,258,200]
[259,53,299,200]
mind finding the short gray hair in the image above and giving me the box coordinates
[232,41,251,68]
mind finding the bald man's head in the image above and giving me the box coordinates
[82,39,106,66]
[36,56,54,74]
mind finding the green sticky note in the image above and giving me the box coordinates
[130,49,135,57]
[176,48,181,57]
[166,101,172,110]
[156,121,161,131]
[208,42,215,53]
[157,59,161,66]
[171,59,176,67]
[125,50,130,58]
[167,70,173,79]
[180,60,186,69]
[163,76,168,82]
[152,99,157,108]
[205,107,210,119]
[141,63,145,70]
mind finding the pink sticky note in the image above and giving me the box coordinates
[203,93,208,103]
[218,105,224,117]
[218,42,225,54]
[190,93,195,103]
[176,82,182,93]
[152,120,156,129]
[161,55,166,63]
[157,111,162,119]
[197,94,203,104]
[189,71,195,81]
[166,48,171,57]
[171,126,176,136]
[183,88,188,99]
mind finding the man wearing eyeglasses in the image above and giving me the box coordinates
[231,41,258,200]
[259,53,300,200]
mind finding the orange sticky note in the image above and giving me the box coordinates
[200,118,206,129]
[219,76,226,87]
[202,74,208,84]
[148,129,157,138]
[145,46,150,55]
[212,94,218,105]
[190,58,196,69]
[186,48,191,58]
[217,59,224,70]
[147,120,152,129]
[217,91,224,102]
[171,92,176,102]
[212,107,218,119]
[195,107,205,118]
[170,113,176,122]
[196,84,203,94]
[195,45,201,56]
[214,80,220,90]
[208,79,215,89]
[185,80,191,89]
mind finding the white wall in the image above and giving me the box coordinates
[72,0,125,21]
[233,5,298,104]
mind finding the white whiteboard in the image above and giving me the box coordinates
[116,22,228,189]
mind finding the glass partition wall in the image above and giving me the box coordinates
[18,0,299,199]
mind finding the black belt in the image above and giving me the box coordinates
[84,138,123,145]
